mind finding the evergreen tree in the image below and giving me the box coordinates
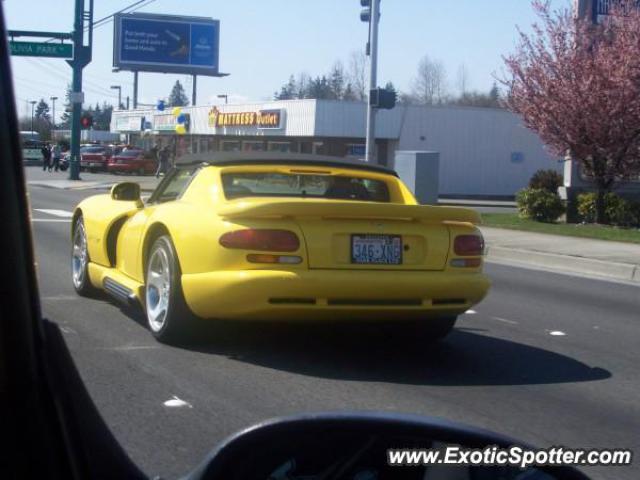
[274,75,298,100]
[307,76,332,99]
[168,80,189,107]
[59,84,73,128]
[343,83,357,101]
[328,62,345,100]
[34,99,50,122]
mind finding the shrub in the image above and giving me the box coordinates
[577,192,640,227]
[528,169,563,193]
[577,192,598,223]
[516,188,565,222]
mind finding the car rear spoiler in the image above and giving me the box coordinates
[218,200,480,224]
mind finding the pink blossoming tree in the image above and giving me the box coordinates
[502,0,640,222]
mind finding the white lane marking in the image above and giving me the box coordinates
[492,316,518,325]
[548,330,567,336]
[42,295,78,301]
[59,326,77,335]
[111,345,160,351]
[31,219,72,223]
[464,309,477,315]
[163,396,193,408]
[34,209,73,218]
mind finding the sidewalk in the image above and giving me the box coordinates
[25,167,161,192]
[482,226,640,284]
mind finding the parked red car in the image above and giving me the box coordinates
[80,145,112,172]
[107,148,156,175]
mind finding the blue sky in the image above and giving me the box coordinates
[5,0,569,120]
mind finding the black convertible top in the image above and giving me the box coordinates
[177,152,398,177]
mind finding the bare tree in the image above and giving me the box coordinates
[412,55,448,105]
[347,50,368,101]
[456,63,470,95]
[328,61,346,100]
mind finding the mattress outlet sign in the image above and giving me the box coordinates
[208,107,284,130]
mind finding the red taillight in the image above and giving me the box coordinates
[219,229,300,252]
[454,235,484,256]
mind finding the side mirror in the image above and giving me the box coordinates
[110,182,142,206]
[187,412,590,480]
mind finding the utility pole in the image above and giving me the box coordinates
[126,96,130,110]
[133,71,138,109]
[192,75,197,105]
[29,100,36,134]
[110,85,122,109]
[67,0,94,181]
[217,94,228,105]
[361,0,381,163]
[50,96,58,130]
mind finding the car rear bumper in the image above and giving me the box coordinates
[81,162,107,169]
[181,269,490,321]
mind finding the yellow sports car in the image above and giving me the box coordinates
[71,153,490,343]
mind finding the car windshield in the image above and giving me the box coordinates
[80,146,105,153]
[222,172,390,202]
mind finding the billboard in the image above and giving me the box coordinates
[113,13,220,76]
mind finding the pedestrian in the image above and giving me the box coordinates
[41,143,51,171]
[51,143,62,172]
[155,145,170,178]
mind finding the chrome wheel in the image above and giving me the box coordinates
[146,246,172,332]
[72,220,88,289]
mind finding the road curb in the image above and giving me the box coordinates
[486,245,640,283]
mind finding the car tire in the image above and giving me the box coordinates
[144,235,197,343]
[71,215,97,296]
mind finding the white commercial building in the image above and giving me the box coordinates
[111,99,560,198]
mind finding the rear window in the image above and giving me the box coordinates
[222,172,390,202]
[81,147,105,154]
[118,149,143,157]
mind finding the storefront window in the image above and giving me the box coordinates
[267,142,291,153]
[243,141,266,152]
[347,144,366,157]
[221,141,241,152]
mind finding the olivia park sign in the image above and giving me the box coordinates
[10,41,74,59]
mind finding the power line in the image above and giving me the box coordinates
[91,0,158,31]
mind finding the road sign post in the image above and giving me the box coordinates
[67,0,93,181]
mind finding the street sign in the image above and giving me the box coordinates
[69,92,84,104]
[113,13,220,76]
[10,41,73,59]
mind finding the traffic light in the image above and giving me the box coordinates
[369,87,396,110]
[80,114,93,129]
[360,0,371,22]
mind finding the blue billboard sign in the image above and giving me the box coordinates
[113,13,220,76]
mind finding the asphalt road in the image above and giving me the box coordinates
[29,183,639,480]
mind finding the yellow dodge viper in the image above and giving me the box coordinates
[71,153,490,343]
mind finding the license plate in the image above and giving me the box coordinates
[351,234,402,265]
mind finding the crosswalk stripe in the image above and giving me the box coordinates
[33,209,73,218]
